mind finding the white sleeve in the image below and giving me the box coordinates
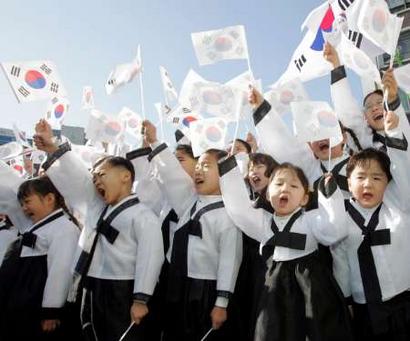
[132,206,164,299]
[0,161,32,232]
[215,221,242,308]
[309,176,348,246]
[330,65,373,149]
[149,142,196,217]
[219,155,268,243]
[44,144,105,228]
[384,123,410,211]
[42,220,79,314]
[252,100,320,184]
[127,147,164,216]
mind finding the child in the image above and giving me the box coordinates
[236,152,277,341]
[34,119,164,341]
[0,174,79,341]
[219,156,353,341]
[143,120,242,341]
[324,41,410,152]
[332,109,410,339]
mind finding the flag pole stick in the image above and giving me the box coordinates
[230,95,242,155]
[139,71,146,120]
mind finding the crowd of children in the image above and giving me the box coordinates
[0,44,410,341]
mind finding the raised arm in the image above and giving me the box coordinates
[383,110,410,211]
[143,120,196,217]
[249,88,320,184]
[35,119,104,227]
[218,155,269,243]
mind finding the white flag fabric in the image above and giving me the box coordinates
[338,34,381,83]
[165,104,202,127]
[46,96,70,128]
[395,64,410,94]
[189,117,228,157]
[85,109,124,143]
[291,101,343,144]
[30,150,46,165]
[0,142,23,161]
[225,71,262,120]
[159,66,178,103]
[82,86,95,110]
[12,123,31,148]
[105,46,142,95]
[266,78,309,116]
[278,6,335,84]
[1,61,67,103]
[71,144,106,168]
[118,107,142,138]
[179,69,240,121]
[357,0,403,58]
[191,25,249,66]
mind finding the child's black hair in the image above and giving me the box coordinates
[204,149,228,161]
[248,153,278,178]
[363,89,384,108]
[93,156,135,183]
[232,139,252,154]
[269,162,310,194]
[346,148,392,182]
[175,144,198,160]
[17,176,80,227]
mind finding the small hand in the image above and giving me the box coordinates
[248,86,264,110]
[130,301,149,325]
[382,68,398,103]
[41,319,60,332]
[323,42,340,69]
[142,120,158,145]
[33,119,58,153]
[210,306,227,330]
[384,110,399,131]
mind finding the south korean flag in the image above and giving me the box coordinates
[1,61,67,103]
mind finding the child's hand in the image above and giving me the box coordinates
[34,119,58,153]
[142,120,158,144]
[382,68,398,103]
[130,301,149,325]
[248,86,264,110]
[210,306,227,330]
[324,172,333,186]
[323,42,340,69]
[41,319,60,332]
[246,132,258,153]
[384,111,399,131]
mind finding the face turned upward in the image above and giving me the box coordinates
[248,161,270,194]
[194,152,221,195]
[309,134,346,161]
[268,168,309,216]
[348,159,388,209]
[364,93,385,132]
[92,161,133,205]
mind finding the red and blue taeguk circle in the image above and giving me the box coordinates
[105,121,122,136]
[317,110,338,127]
[25,70,46,89]
[205,126,222,142]
[214,36,233,52]
[182,116,198,128]
[54,104,65,119]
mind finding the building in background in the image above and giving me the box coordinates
[376,0,410,117]
[61,125,86,145]
[0,127,15,145]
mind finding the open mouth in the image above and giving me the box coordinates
[194,178,204,185]
[362,192,373,200]
[318,141,329,151]
[279,194,289,206]
[251,175,261,185]
[96,187,106,198]
[373,114,384,121]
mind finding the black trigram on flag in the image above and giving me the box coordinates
[338,0,355,11]
[173,117,180,124]
[348,30,363,49]
[182,107,191,114]
[18,86,30,97]
[10,65,21,77]
[40,64,52,75]
[107,78,116,86]
[294,54,307,72]
[50,82,59,93]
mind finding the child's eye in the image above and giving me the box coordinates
[291,185,298,188]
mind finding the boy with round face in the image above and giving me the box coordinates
[324,42,410,152]
[143,120,242,340]
[333,109,410,339]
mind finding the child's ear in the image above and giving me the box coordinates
[44,192,56,207]
[301,193,310,207]
[348,177,352,192]
[121,169,132,183]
